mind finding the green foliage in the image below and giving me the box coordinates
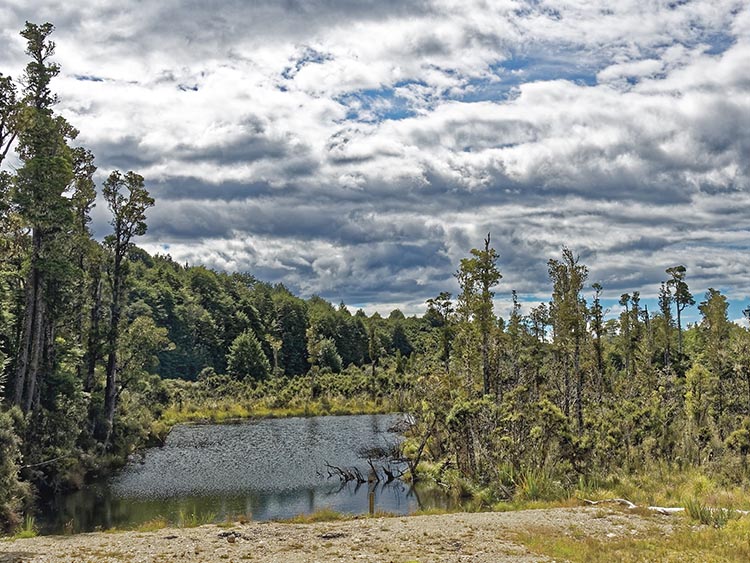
[12,514,37,539]
[177,508,216,528]
[0,408,27,533]
[4,20,750,539]
[684,498,739,528]
[227,330,270,381]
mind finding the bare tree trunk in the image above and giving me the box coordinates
[13,274,35,407]
[84,274,102,392]
[103,253,122,448]
[103,347,117,447]
[23,282,45,413]
[481,331,490,396]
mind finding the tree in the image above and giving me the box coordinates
[698,288,731,430]
[12,22,77,413]
[69,148,97,385]
[455,234,501,396]
[658,282,673,368]
[391,322,413,358]
[273,293,308,376]
[368,323,383,397]
[0,408,26,532]
[101,170,154,446]
[548,248,588,434]
[426,291,454,372]
[0,73,19,166]
[590,283,604,400]
[666,265,694,356]
[227,329,270,380]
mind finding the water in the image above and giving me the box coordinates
[38,414,454,534]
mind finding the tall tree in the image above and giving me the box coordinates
[101,170,154,446]
[455,234,501,396]
[548,248,588,434]
[698,288,731,430]
[0,73,19,166]
[69,148,97,384]
[590,283,604,400]
[227,329,270,381]
[658,282,673,368]
[12,22,77,413]
[666,265,694,356]
[426,291,454,373]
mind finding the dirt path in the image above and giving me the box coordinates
[0,507,672,563]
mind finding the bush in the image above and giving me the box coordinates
[0,407,29,533]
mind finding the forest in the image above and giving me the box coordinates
[2,22,750,534]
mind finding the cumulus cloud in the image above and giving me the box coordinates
[1,0,749,317]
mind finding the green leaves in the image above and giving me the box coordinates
[103,170,154,249]
[227,329,271,381]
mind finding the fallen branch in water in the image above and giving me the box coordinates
[325,462,366,484]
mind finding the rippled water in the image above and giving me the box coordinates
[38,414,453,534]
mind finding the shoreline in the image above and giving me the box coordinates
[0,507,674,562]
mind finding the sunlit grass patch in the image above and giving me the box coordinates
[135,517,170,532]
[277,508,349,524]
[11,514,37,539]
[177,509,216,528]
[515,517,750,562]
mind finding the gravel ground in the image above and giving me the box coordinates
[0,507,672,563]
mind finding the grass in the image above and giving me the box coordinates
[176,509,217,528]
[159,398,393,427]
[516,517,750,562]
[276,507,398,524]
[573,464,750,511]
[276,508,350,524]
[135,517,170,532]
[12,515,37,539]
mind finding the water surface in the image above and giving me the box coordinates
[39,414,453,534]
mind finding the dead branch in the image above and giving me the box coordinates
[582,498,749,516]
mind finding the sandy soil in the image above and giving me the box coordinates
[0,507,672,563]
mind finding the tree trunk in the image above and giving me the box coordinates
[84,274,102,392]
[575,338,583,436]
[23,280,45,413]
[481,330,490,396]
[13,231,42,410]
[563,354,570,419]
[102,252,122,448]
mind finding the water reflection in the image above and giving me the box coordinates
[38,414,457,534]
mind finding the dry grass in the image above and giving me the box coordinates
[515,516,750,562]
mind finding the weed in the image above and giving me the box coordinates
[177,509,216,528]
[277,508,348,523]
[135,517,169,532]
[12,514,37,539]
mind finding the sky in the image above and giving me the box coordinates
[1,0,749,322]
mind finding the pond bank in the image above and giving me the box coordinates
[0,507,673,562]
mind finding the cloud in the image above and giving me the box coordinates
[1,0,749,318]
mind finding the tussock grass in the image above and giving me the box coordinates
[276,508,349,524]
[177,509,216,528]
[159,398,392,427]
[135,517,169,532]
[573,464,750,516]
[11,515,37,539]
[516,517,750,562]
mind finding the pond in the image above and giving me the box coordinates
[37,413,456,534]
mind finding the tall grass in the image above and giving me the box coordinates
[13,514,37,539]
[177,509,216,528]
